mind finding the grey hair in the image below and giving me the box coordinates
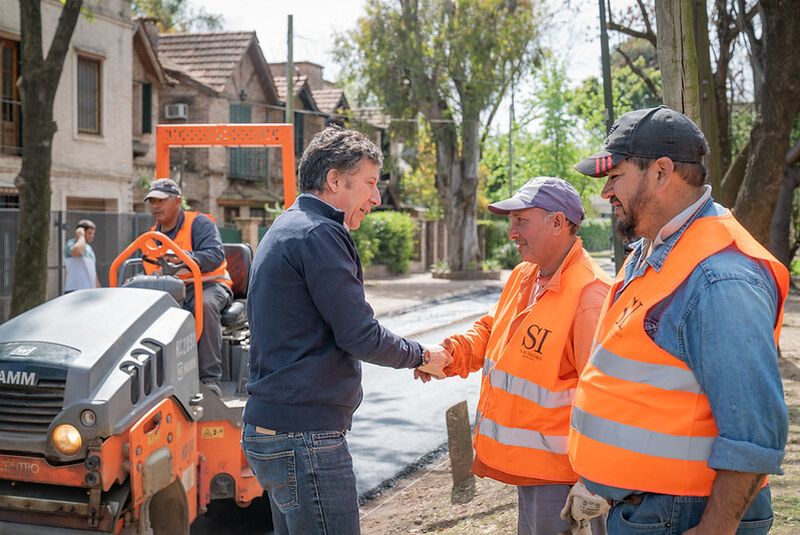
[544,211,579,235]
[298,125,383,193]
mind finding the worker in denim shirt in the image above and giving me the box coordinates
[564,106,789,535]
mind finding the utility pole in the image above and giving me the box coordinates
[285,14,294,125]
[508,75,515,197]
[599,0,625,271]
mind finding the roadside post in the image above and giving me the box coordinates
[446,400,476,504]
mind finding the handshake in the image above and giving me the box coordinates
[414,339,455,383]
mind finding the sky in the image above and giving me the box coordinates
[196,0,637,129]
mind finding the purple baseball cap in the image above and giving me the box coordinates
[488,177,585,226]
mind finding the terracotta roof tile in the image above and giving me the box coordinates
[312,88,347,114]
[272,75,308,102]
[158,32,256,92]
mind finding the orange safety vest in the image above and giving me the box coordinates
[143,211,232,289]
[474,244,611,482]
[568,213,788,496]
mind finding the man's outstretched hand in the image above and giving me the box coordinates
[416,344,452,381]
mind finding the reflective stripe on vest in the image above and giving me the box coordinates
[592,345,703,394]
[477,412,568,454]
[485,365,576,409]
[473,241,611,482]
[568,213,788,496]
[571,406,713,462]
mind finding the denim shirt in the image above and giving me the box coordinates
[584,198,789,501]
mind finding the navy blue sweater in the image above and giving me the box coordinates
[243,195,424,432]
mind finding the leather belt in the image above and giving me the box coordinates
[608,494,644,507]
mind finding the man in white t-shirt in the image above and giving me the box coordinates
[64,219,99,292]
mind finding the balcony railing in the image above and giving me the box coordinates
[0,97,21,156]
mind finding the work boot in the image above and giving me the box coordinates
[201,379,222,397]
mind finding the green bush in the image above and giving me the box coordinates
[791,258,800,276]
[479,219,510,260]
[491,241,522,269]
[352,216,380,266]
[579,218,613,252]
[352,211,417,274]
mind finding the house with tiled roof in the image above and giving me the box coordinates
[270,62,349,124]
[147,30,286,224]
[270,62,406,208]
[270,73,328,159]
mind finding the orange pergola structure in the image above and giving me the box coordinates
[155,123,297,209]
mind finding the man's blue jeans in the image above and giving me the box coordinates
[241,424,360,535]
[607,487,774,534]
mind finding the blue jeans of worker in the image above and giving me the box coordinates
[607,487,773,534]
[241,423,360,535]
[183,282,231,382]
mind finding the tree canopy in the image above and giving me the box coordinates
[336,0,544,271]
[131,0,223,32]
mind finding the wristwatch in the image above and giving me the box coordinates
[419,348,431,367]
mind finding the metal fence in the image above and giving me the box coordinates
[0,210,154,323]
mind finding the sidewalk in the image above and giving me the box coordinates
[364,271,509,317]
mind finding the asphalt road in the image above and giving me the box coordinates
[350,296,500,495]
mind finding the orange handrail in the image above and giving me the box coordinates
[155,123,297,209]
[109,231,204,341]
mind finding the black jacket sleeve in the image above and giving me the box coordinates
[301,223,424,368]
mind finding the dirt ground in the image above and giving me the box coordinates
[359,291,800,534]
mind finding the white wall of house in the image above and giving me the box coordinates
[0,0,133,211]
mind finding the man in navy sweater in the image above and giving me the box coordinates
[242,126,451,535]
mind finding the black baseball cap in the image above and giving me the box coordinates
[575,106,708,178]
[144,178,182,201]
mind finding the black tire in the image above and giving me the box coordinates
[197,493,273,535]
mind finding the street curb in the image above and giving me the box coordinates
[358,441,449,505]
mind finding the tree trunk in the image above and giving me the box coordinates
[713,0,732,173]
[431,114,479,272]
[732,0,800,247]
[769,166,800,268]
[718,139,750,208]
[10,0,82,317]
[655,0,722,190]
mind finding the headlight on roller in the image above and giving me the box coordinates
[52,424,82,455]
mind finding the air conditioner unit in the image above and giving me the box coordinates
[164,103,189,119]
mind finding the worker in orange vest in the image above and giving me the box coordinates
[565,106,789,535]
[143,178,233,396]
[418,177,611,535]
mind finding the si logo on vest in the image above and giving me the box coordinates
[521,324,552,361]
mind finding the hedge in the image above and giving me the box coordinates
[352,211,417,274]
[578,218,613,252]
